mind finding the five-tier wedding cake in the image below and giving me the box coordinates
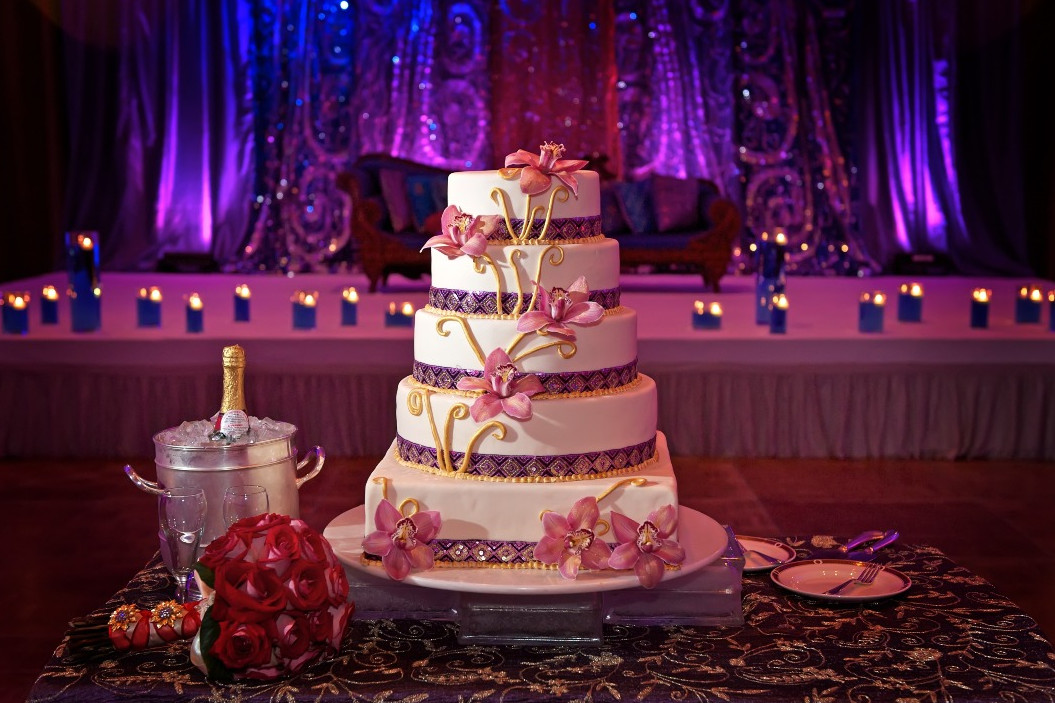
[360,143,685,586]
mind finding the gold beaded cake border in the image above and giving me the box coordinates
[422,304,624,322]
[359,552,681,572]
[484,234,608,246]
[393,445,660,483]
[406,374,642,400]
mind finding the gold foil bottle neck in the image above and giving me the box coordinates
[219,344,247,413]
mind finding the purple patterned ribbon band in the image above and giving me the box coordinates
[491,216,602,241]
[429,286,620,315]
[414,359,638,393]
[366,539,616,566]
[396,435,657,480]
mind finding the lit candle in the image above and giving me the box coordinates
[2,292,30,335]
[769,293,788,334]
[1014,285,1043,324]
[385,301,415,327]
[756,229,788,325]
[136,286,163,328]
[970,288,991,329]
[66,231,101,332]
[858,291,886,333]
[40,285,59,325]
[692,300,722,330]
[186,293,204,333]
[1049,291,1055,332]
[341,287,359,326]
[234,284,251,322]
[897,282,923,322]
[292,291,318,330]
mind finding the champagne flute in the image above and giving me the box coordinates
[158,487,207,603]
[223,484,269,528]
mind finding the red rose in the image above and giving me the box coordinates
[307,608,332,644]
[213,561,287,623]
[271,612,311,661]
[297,527,331,564]
[260,523,301,579]
[198,531,250,570]
[325,563,349,606]
[246,513,291,536]
[285,560,328,610]
[211,620,273,671]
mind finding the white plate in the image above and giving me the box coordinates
[324,505,729,595]
[736,535,796,572]
[770,559,911,602]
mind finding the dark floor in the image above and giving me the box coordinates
[3,455,1053,702]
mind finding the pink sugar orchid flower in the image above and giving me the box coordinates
[533,496,613,580]
[420,205,498,260]
[516,275,604,340]
[502,142,588,197]
[455,347,544,422]
[361,499,441,581]
[607,505,685,589]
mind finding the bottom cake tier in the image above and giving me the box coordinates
[363,432,679,569]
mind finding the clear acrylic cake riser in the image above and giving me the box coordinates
[339,524,745,646]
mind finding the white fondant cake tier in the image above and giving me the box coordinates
[413,306,637,376]
[429,239,620,296]
[365,432,678,547]
[394,374,657,459]
[448,170,600,221]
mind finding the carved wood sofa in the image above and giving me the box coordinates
[335,155,447,292]
[337,156,741,293]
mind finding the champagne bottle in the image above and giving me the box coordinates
[210,344,250,442]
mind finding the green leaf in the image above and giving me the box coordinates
[198,609,233,682]
[194,562,215,590]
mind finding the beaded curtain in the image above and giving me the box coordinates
[239,0,869,274]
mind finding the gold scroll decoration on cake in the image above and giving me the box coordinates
[406,387,506,474]
[490,184,571,243]
[538,478,650,537]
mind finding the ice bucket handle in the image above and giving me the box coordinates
[295,445,325,489]
[124,464,164,495]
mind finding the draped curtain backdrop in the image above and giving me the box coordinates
[13,0,1048,278]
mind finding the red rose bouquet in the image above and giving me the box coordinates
[190,513,353,681]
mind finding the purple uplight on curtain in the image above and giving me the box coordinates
[61,0,254,270]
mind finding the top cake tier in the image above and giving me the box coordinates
[448,170,601,241]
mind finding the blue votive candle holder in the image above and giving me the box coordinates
[970,288,991,329]
[385,301,414,327]
[769,293,788,334]
[292,291,318,330]
[186,293,204,333]
[897,282,923,322]
[1015,286,1042,324]
[1049,292,1055,332]
[2,292,30,335]
[40,286,59,325]
[234,284,251,322]
[858,292,886,333]
[341,287,359,326]
[692,300,722,330]
[66,231,101,332]
[136,286,162,328]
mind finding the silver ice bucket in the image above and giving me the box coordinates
[125,426,324,544]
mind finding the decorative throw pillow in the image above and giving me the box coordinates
[405,174,439,232]
[652,174,700,232]
[697,179,721,230]
[600,183,629,234]
[430,176,448,212]
[614,179,656,234]
[380,168,413,233]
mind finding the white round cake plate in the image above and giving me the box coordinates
[324,505,729,595]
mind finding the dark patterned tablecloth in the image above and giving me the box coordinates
[29,538,1055,702]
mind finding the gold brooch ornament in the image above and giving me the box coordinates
[108,604,142,632]
[149,600,186,629]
